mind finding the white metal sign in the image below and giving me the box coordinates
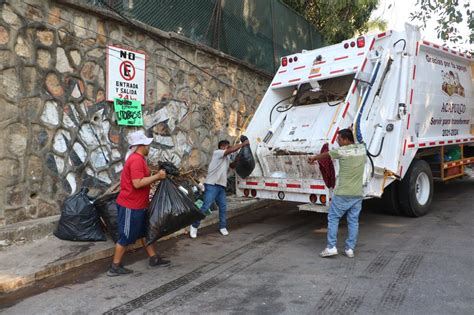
[106,45,146,104]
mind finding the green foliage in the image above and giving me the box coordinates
[281,0,380,44]
[410,0,473,49]
[366,16,388,32]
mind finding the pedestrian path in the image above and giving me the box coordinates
[0,197,272,293]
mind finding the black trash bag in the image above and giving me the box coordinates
[94,192,119,243]
[159,161,180,176]
[54,187,106,242]
[235,135,255,178]
[146,178,205,245]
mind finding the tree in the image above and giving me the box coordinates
[282,0,380,44]
[366,16,388,33]
[410,0,473,51]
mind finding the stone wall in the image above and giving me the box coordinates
[0,0,270,227]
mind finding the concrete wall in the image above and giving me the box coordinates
[0,0,270,227]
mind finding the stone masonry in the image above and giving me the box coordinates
[0,0,270,230]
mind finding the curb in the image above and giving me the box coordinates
[0,199,275,294]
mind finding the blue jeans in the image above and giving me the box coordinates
[327,195,363,250]
[192,184,227,229]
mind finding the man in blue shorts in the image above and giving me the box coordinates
[108,130,169,276]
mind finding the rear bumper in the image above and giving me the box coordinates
[236,177,331,205]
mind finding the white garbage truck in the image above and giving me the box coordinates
[236,24,473,217]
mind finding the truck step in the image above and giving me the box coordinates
[298,203,329,213]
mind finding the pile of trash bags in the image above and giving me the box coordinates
[54,188,106,242]
[55,162,205,244]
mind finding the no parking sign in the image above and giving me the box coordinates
[106,45,146,104]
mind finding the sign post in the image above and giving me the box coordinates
[106,46,146,105]
[113,98,143,126]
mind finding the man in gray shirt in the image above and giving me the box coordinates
[190,138,250,238]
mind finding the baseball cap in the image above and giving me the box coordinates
[127,130,153,148]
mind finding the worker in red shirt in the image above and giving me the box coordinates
[108,131,169,276]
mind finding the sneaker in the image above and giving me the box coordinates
[107,264,133,277]
[149,255,171,267]
[219,228,229,236]
[320,247,338,258]
[190,225,198,239]
[344,248,355,258]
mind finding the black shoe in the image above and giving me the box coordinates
[107,263,134,277]
[149,255,171,267]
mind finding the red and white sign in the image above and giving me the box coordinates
[106,45,146,104]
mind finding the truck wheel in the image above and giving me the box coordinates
[399,159,433,217]
[381,181,403,215]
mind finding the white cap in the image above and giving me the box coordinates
[127,130,153,148]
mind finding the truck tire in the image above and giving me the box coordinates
[399,159,433,217]
[380,181,403,215]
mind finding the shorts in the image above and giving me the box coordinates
[117,204,147,246]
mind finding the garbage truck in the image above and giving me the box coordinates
[236,24,473,217]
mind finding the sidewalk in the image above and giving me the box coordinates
[0,197,274,293]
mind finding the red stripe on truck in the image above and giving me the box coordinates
[246,181,258,186]
[310,185,325,190]
[361,58,368,71]
[293,66,306,70]
[403,139,407,156]
[410,89,414,104]
[408,144,415,148]
[334,56,348,61]
[331,127,340,144]
[330,69,344,74]
[416,42,419,56]
[308,74,321,79]
[271,82,282,86]
[407,114,411,129]
[342,102,350,118]
[289,78,301,83]
[286,184,301,188]
[352,82,358,94]
[265,183,278,187]
[369,38,375,50]
[412,65,416,80]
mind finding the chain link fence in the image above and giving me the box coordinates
[88,0,323,74]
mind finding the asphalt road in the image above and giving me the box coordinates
[1,179,473,314]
